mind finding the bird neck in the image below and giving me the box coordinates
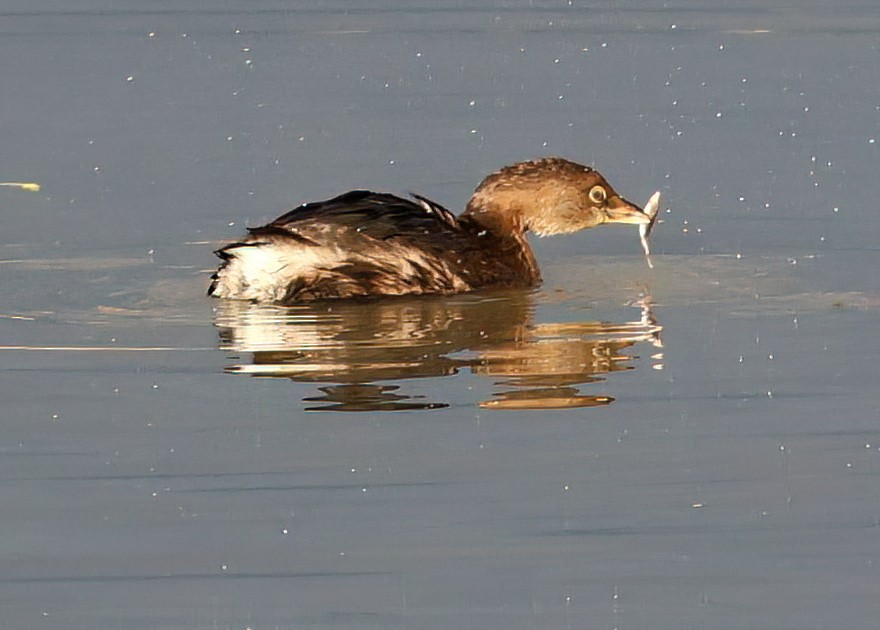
[460,199,541,285]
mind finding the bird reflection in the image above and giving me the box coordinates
[213,290,662,411]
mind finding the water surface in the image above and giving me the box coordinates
[2,2,879,628]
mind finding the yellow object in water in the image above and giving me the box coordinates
[0,182,40,192]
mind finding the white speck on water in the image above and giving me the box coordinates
[735,253,742,259]
[670,23,677,29]
[125,75,134,82]
[151,383,159,389]
[715,112,722,118]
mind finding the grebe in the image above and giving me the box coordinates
[209,157,651,304]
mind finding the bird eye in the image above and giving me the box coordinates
[589,185,607,204]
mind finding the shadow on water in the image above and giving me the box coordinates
[213,290,662,411]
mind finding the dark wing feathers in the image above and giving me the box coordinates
[245,224,319,245]
[266,191,460,242]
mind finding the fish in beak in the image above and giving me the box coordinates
[603,195,652,226]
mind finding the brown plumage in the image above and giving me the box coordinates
[209,157,650,304]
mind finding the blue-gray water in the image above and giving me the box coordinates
[2,3,879,628]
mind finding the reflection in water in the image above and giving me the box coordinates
[213,291,662,411]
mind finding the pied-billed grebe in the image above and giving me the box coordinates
[209,157,651,304]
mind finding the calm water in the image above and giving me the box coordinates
[2,3,879,628]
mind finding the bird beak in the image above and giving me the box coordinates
[604,196,651,225]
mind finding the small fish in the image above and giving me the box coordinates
[639,191,661,269]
